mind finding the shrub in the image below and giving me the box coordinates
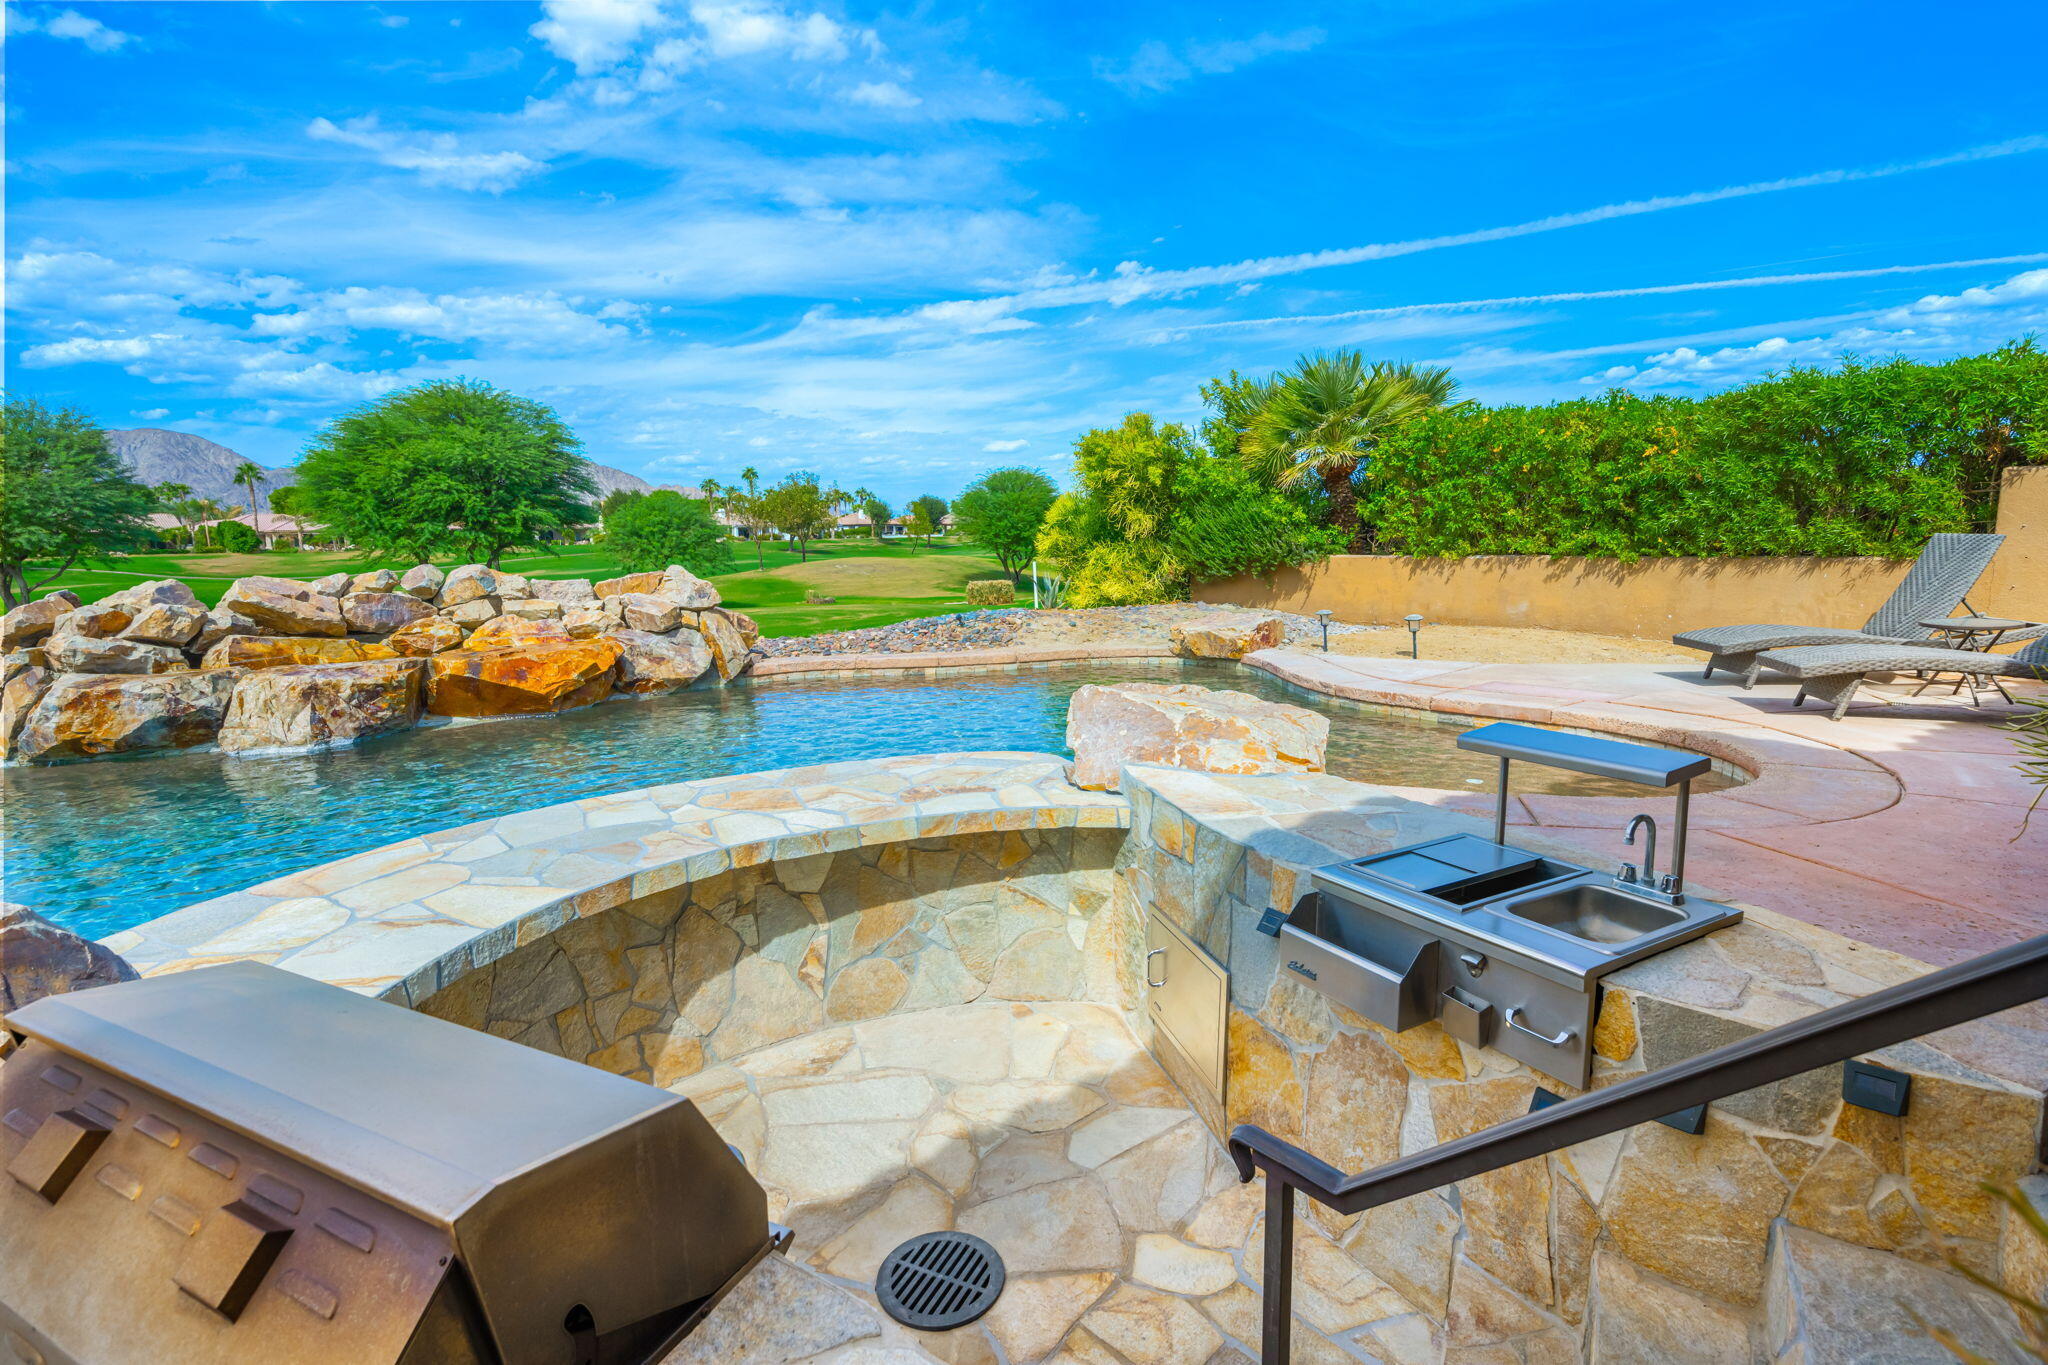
[1362,342,2048,558]
[602,489,734,576]
[965,578,1016,606]
[805,591,837,604]
[1035,412,1344,606]
[217,520,262,553]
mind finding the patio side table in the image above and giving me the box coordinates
[1911,616,2041,705]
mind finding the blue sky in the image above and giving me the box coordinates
[7,0,2048,502]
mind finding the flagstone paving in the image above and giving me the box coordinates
[663,997,1369,1365]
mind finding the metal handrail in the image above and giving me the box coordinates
[1227,932,2048,1363]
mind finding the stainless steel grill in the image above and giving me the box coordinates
[0,962,784,1365]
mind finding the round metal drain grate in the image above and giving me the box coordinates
[875,1231,1005,1330]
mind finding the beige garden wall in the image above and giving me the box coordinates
[1196,465,2048,638]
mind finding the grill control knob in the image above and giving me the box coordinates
[7,1109,109,1204]
[175,1198,294,1321]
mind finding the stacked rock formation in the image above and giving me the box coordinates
[1,564,761,764]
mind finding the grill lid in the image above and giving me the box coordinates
[1347,834,1545,897]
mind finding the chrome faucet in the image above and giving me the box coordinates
[1620,812,1685,904]
[1619,814,1657,888]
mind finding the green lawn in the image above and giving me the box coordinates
[25,538,1015,638]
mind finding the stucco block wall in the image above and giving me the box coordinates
[1195,465,2048,637]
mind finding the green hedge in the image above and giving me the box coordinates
[1362,342,2047,559]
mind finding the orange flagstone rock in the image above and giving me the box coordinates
[611,628,713,693]
[217,658,427,755]
[425,638,623,717]
[1169,612,1285,660]
[465,615,572,649]
[698,609,751,681]
[203,635,398,670]
[1,663,52,758]
[46,636,189,674]
[595,571,668,599]
[13,668,243,761]
[383,615,468,656]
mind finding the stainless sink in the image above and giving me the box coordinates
[1501,882,1688,946]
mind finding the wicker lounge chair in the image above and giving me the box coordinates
[1753,632,2048,719]
[1672,532,2006,686]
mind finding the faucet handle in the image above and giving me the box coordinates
[1618,863,1639,885]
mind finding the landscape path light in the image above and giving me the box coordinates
[1405,613,1424,658]
[1316,609,1333,652]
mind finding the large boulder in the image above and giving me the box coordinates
[3,649,48,684]
[658,565,720,608]
[193,606,262,654]
[1064,682,1330,792]
[384,616,467,656]
[424,639,623,717]
[221,581,346,637]
[1,664,52,759]
[350,568,400,594]
[1,904,139,1015]
[102,578,201,612]
[499,598,562,621]
[217,659,426,755]
[46,636,189,674]
[1170,613,1286,660]
[594,571,666,599]
[202,635,398,670]
[48,602,131,641]
[612,629,714,693]
[618,592,684,633]
[236,574,317,601]
[400,563,445,600]
[466,616,571,649]
[119,601,207,647]
[0,594,77,648]
[561,607,611,639]
[308,572,354,597]
[12,668,242,762]
[443,598,500,629]
[440,564,499,606]
[529,577,597,605]
[494,573,531,600]
[342,591,435,635]
[723,609,761,649]
[697,610,751,682]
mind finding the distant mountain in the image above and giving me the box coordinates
[106,429,293,508]
[106,427,684,510]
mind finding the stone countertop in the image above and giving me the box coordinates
[105,752,1128,1005]
[1120,762,2048,1097]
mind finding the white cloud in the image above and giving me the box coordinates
[847,81,919,110]
[12,7,135,52]
[1095,28,1322,95]
[529,0,667,73]
[306,115,544,192]
[690,0,860,62]
[21,334,167,365]
[982,438,1026,452]
[135,408,171,420]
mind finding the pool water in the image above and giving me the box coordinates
[1,660,1735,937]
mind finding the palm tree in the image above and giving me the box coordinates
[152,482,194,548]
[1242,352,1463,552]
[231,460,267,536]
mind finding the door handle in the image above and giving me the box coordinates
[1145,948,1168,989]
[1505,1006,1574,1047]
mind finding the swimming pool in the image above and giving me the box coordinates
[1,660,1736,937]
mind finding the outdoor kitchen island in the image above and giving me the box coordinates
[1113,760,2044,1364]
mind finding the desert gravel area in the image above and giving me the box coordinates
[758,601,1692,664]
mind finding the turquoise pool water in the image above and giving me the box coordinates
[2,661,1733,937]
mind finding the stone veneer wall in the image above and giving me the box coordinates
[1115,763,2047,1362]
[413,827,1134,1090]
